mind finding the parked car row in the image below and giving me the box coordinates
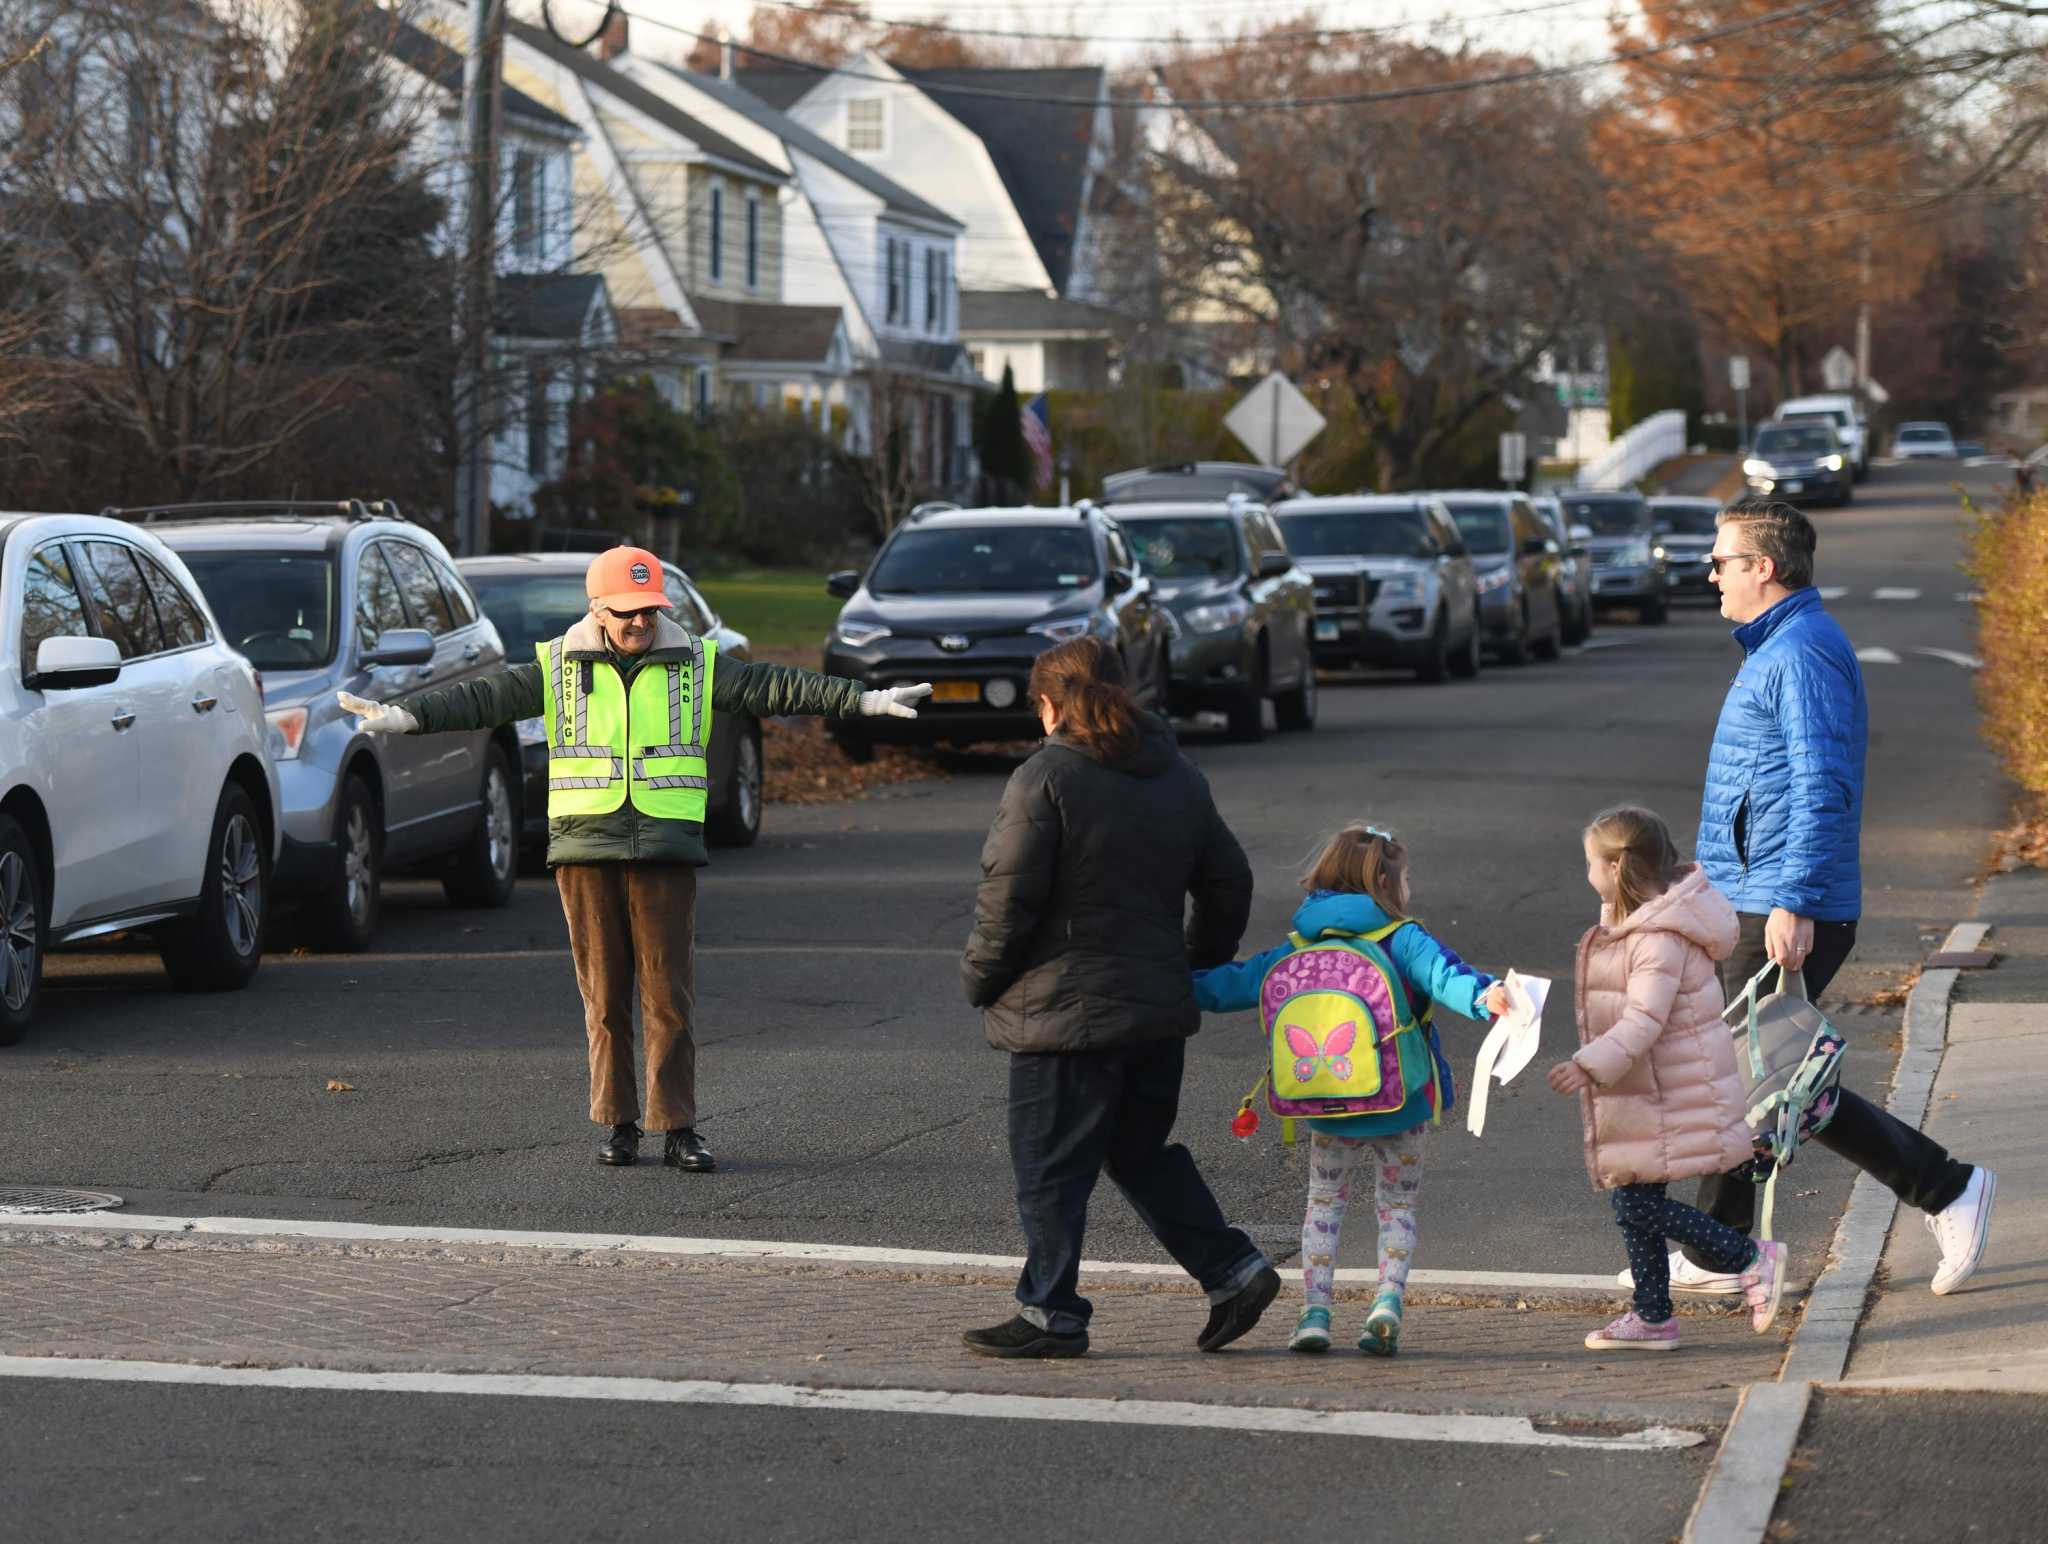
[0,499,762,1044]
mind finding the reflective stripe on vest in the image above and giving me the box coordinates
[537,635,717,820]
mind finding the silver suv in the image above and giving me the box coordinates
[137,502,519,950]
[1272,495,1483,683]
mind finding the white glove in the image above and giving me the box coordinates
[858,683,932,720]
[336,691,418,734]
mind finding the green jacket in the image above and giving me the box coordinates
[399,611,865,867]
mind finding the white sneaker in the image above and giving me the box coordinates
[1615,1250,1744,1295]
[1926,1166,1997,1295]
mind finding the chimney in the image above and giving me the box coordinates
[598,9,628,62]
[720,28,734,82]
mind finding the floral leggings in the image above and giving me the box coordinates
[1301,1127,1426,1308]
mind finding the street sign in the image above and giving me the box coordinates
[1224,372,1327,467]
[1498,431,1527,485]
[1728,355,1750,392]
[1822,346,1856,392]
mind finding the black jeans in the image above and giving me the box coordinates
[1680,911,1974,1268]
[1008,1040,1266,1334]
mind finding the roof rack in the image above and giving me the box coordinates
[905,500,960,524]
[105,499,410,525]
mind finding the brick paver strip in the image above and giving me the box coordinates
[0,1235,1784,1428]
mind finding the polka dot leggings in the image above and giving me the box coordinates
[1612,1182,1761,1323]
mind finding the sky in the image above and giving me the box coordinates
[536,0,1627,73]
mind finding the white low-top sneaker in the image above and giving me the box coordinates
[1927,1166,1997,1295]
[1616,1250,1744,1295]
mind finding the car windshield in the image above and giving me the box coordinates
[1755,425,1837,456]
[178,551,336,667]
[467,574,595,657]
[1653,503,1721,536]
[1785,410,1850,429]
[1105,469,1287,503]
[1274,508,1433,559]
[1560,496,1649,535]
[1441,502,1512,556]
[1899,426,1948,442]
[1119,518,1243,579]
[868,526,1099,593]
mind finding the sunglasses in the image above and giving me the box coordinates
[602,605,664,622]
[1708,553,1761,576]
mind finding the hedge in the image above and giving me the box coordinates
[1968,489,2048,796]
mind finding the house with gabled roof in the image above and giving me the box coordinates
[739,55,1117,394]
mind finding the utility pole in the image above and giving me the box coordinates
[456,0,506,556]
[1854,236,1872,396]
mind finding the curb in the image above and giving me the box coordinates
[1682,920,1989,1544]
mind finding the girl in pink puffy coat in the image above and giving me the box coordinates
[1546,806,1786,1350]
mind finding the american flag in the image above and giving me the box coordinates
[1021,393,1053,491]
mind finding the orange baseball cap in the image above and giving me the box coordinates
[586,547,673,612]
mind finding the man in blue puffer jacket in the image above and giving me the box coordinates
[1659,501,1995,1299]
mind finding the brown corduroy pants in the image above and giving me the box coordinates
[555,862,699,1132]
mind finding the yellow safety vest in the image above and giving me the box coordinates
[537,636,718,822]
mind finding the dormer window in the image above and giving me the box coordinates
[846,98,885,153]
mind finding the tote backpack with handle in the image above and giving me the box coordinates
[1722,961,1846,1240]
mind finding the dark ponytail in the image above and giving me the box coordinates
[1028,636,1141,762]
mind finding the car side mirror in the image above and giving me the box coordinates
[826,570,860,599]
[1104,567,1135,596]
[1256,550,1293,579]
[363,627,434,668]
[30,634,121,690]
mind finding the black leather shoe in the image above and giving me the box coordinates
[663,1128,716,1173]
[962,1315,1088,1359]
[1198,1266,1281,1352]
[597,1122,640,1167]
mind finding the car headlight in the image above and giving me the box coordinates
[1376,573,1423,604]
[1652,544,1668,562]
[1183,598,1251,634]
[265,706,308,761]
[1027,617,1092,642]
[835,620,892,647]
[1475,567,1512,594]
[1743,458,1771,476]
[1820,454,1843,471]
[515,716,547,747]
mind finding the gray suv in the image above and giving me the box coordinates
[1272,495,1482,683]
[139,502,520,949]
[1113,497,1317,741]
[1556,490,1669,624]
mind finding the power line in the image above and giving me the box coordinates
[611,0,1861,112]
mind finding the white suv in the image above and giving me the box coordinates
[1775,394,1869,481]
[0,513,281,1044]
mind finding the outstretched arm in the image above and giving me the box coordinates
[711,660,930,720]
[1191,941,1294,1014]
[1385,924,1498,1021]
[342,664,545,735]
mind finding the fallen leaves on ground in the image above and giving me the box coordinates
[325,1078,355,1093]
[1856,967,1922,1010]
[761,718,943,805]
[1991,800,2048,872]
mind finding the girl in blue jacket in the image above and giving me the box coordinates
[1194,824,1512,1356]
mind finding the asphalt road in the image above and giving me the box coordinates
[0,459,2014,1543]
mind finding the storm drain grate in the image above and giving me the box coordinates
[0,1187,124,1216]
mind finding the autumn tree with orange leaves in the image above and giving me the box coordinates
[683,1,1087,72]
[1600,0,1926,398]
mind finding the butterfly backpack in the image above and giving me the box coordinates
[1249,922,1440,1136]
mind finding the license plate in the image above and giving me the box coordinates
[930,680,981,703]
[1314,620,1340,641]
[1783,479,1803,492]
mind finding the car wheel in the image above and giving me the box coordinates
[158,782,267,992]
[832,725,876,765]
[308,775,380,952]
[1225,648,1266,740]
[1532,600,1564,660]
[1643,593,1670,626]
[707,721,764,848]
[1562,591,1589,646]
[0,815,45,1046]
[1448,608,1482,679]
[1496,603,1531,665]
[1413,609,1450,683]
[443,746,518,909]
[1837,484,1855,508]
[1273,649,1317,732]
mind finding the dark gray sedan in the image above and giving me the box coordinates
[458,553,764,859]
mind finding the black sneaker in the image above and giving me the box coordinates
[663,1128,716,1173]
[962,1314,1089,1359]
[1197,1266,1281,1352]
[597,1122,640,1167]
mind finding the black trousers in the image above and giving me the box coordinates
[1008,1040,1264,1333]
[1680,911,1974,1267]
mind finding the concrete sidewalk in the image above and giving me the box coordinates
[1840,866,2048,1393]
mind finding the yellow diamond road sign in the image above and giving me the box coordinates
[1224,373,1327,467]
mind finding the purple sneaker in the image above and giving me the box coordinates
[1584,1310,1680,1351]
[1741,1240,1787,1332]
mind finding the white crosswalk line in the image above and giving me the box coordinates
[1911,647,1982,670]
[1817,586,1850,601]
[1873,587,1921,601]
[1855,647,1902,664]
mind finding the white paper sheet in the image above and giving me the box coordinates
[1466,970,1551,1137]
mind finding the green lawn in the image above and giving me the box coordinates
[696,567,846,657]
